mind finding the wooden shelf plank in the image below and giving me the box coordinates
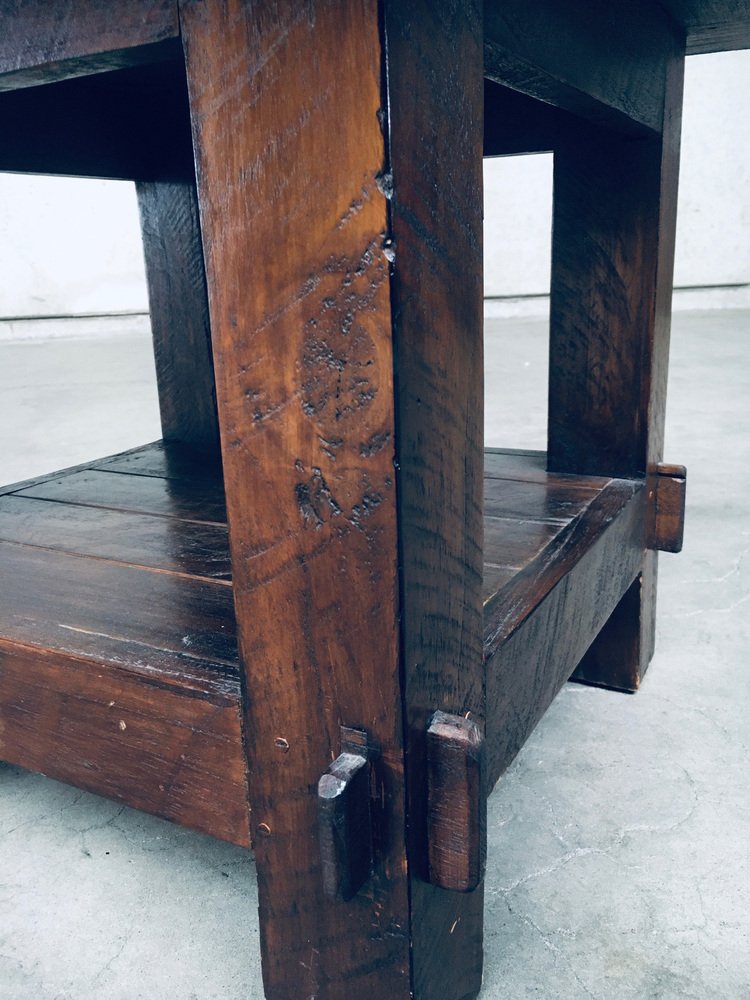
[93,440,224,482]
[484,479,646,787]
[0,496,231,582]
[14,468,227,524]
[0,442,645,850]
[0,637,249,847]
[0,440,245,847]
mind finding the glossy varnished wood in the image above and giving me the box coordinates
[0,495,230,581]
[0,444,246,846]
[16,469,227,523]
[93,440,224,482]
[485,479,646,784]
[0,443,624,845]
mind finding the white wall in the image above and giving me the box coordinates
[0,50,747,331]
[483,49,750,308]
[0,174,147,320]
[673,49,750,289]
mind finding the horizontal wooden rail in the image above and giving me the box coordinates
[484,478,646,788]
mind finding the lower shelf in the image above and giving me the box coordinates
[0,441,250,846]
[0,440,644,844]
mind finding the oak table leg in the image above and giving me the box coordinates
[180,1,485,997]
[548,57,685,691]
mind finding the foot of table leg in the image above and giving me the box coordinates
[571,552,657,692]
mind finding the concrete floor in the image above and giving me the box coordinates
[0,310,748,999]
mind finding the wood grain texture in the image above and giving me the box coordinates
[483,517,561,572]
[0,0,179,90]
[648,463,687,553]
[138,179,220,453]
[318,747,372,902]
[0,495,230,581]
[0,57,194,181]
[485,481,646,786]
[549,50,684,690]
[483,477,597,522]
[484,0,679,135]
[547,55,684,478]
[0,440,246,845]
[16,469,227,524]
[0,637,249,846]
[426,712,485,893]
[0,541,238,672]
[180,2,410,996]
[484,449,610,489]
[383,0,485,995]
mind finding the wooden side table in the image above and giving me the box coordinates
[0,2,746,997]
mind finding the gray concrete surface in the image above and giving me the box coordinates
[1,311,749,998]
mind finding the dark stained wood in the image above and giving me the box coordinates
[93,440,223,482]
[483,563,518,599]
[648,463,687,553]
[483,516,561,574]
[0,638,248,846]
[0,0,179,90]
[180,2,411,997]
[383,0,485,994]
[0,0,713,992]
[0,541,237,670]
[0,58,194,181]
[481,453,616,604]
[484,477,597,522]
[183,0,486,993]
[547,122,681,477]
[484,449,610,489]
[549,49,684,691]
[426,712,486,893]
[0,440,246,844]
[485,481,646,786]
[572,570,650,693]
[660,0,750,53]
[0,496,230,581]
[484,78,556,157]
[318,740,372,902]
[484,480,641,655]
[137,179,220,453]
[483,0,679,136]
[548,56,684,479]
[0,441,647,850]
[15,469,227,524]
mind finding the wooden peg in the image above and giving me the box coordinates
[426,711,486,893]
[317,727,372,901]
[648,463,687,552]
